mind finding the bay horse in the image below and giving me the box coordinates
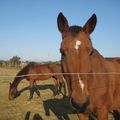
[57,12,120,120]
[106,57,120,64]
[9,62,66,100]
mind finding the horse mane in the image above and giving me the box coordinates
[11,62,34,87]
[16,63,29,76]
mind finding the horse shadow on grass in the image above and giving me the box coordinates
[43,97,97,120]
[33,113,43,120]
[43,96,77,120]
[17,84,57,99]
[24,97,95,120]
[25,111,43,120]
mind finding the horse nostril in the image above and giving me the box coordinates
[70,97,90,113]
[70,98,81,110]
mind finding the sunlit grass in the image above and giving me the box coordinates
[0,68,80,120]
[0,67,114,120]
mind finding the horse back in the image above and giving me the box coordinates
[48,63,61,73]
[27,63,52,80]
[106,57,120,64]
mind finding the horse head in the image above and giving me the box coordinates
[9,82,19,100]
[57,12,97,112]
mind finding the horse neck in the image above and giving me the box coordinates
[87,49,108,89]
[12,76,24,88]
[90,49,106,72]
[12,65,28,88]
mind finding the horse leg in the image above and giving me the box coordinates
[113,110,120,120]
[57,77,64,95]
[33,81,41,98]
[53,79,59,96]
[65,76,72,97]
[28,80,34,100]
[97,108,108,120]
[58,81,62,94]
[59,79,67,97]
[62,77,67,96]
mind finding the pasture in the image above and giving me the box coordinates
[0,68,114,120]
[0,67,80,120]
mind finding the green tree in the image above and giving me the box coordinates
[10,56,21,68]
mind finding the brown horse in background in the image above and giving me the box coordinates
[57,12,120,120]
[106,57,120,64]
[9,62,66,100]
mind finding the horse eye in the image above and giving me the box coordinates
[60,48,66,58]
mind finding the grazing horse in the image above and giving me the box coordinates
[57,12,120,120]
[9,62,66,100]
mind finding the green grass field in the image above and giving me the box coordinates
[0,68,80,120]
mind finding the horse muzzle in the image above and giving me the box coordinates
[70,96,90,113]
[9,95,15,100]
[9,92,20,100]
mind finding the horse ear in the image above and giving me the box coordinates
[83,14,97,34]
[57,12,69,33]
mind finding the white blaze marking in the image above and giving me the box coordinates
[75,40,82,50]
[79,80,84,91]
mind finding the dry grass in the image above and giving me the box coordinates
[0,68,114,120]
[0,68,79,120]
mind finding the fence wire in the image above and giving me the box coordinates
[0,72,120,91]
[0,72,120,78]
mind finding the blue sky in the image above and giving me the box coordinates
[0,0,120,62]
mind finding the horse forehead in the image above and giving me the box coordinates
[61,31,86,50]
[74,40,82,50]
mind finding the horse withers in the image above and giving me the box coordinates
[9,62,66,100]
[57,12,120,120]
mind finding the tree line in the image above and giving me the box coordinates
[0,56,24,68]
[0,56,60,68]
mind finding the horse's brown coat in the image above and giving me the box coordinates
[57,12,120,120]
[9,62,65,100]
[106,57,120,64]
